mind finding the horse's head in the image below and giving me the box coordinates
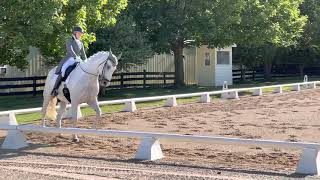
[99,50,121,87]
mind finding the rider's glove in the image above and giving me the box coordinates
[75,56,82,63]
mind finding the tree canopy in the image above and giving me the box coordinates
[128,0,307,85]
[0,0,127,68]
[234,0,320,79]
[1,0,309,84]
[88,13,153,70]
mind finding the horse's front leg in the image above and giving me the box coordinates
[56,102,67,128]
[88,98,102,129]
[71,103,80,142]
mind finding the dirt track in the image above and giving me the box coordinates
[1,88,320,179]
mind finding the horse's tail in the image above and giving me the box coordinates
[45,97,57,120]
[41,68,57,120]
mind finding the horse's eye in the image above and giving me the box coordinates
[107,65,111,70]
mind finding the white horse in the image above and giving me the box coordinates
[41,51,120,142]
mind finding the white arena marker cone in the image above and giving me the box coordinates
[223,81,228,91]
[135,137,164,161]
[63,106,82,119]
[221,81,231,99]
[164,97,177,107]
[124,101,137,112]
[0,112,28,149]
[303,75,308,88]
[296,148,320,175]
[200,94,211,103]
[304,75,308,83]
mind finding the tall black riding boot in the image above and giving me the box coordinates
[51,74,63,96]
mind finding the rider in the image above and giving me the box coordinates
[51,26,87,96]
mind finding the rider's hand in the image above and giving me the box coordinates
[75,56,81,62]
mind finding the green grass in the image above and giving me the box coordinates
[0,86,219,112]
[17,113,42,124]
[4,75,320,124]
[15,97,203,124]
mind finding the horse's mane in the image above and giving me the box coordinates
[88,51,118,65]
[88,51,109,61]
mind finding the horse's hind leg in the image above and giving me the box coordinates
[56,102,67,128]
[41,96,51,127]
[88,98,102,129]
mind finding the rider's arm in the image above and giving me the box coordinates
[66,39,77,58]
[80,43,87,62]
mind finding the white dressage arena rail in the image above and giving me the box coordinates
[0,116,319,176]
[0,80,319,116]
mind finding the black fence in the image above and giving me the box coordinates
[2,66,319,96]
[232,69,298,81]
[0,76,46,96]
[0,71,175,96]
[233,66,320,82]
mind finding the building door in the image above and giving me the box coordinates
[196,46,215,86]
[215,48,233,86]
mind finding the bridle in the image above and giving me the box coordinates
[79,54,116,83]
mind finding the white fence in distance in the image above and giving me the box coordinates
[0,80,318,116]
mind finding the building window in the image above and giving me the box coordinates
[204,52,210,66]
[217,51,230,65]
[0,65,6,74]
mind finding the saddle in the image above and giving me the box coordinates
[63,63,78,81]
[61,63,78,103]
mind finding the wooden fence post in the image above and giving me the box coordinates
[143,70,147,88]
[252,70,255,80]
[120,74,124,88]
[32,78,37,96]
[163,73,166,86]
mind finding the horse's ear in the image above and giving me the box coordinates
[109,48,112,54]
[117,52,122,60]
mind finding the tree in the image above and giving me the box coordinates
[282,0,320,76]
[299,0,320,47]
[88,14,153,70]
[233,46,263,81]
[0,0,127,69]
[128,0,306,86]
[263,0,320,78]
[283,46,320,76]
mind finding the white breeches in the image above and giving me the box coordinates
[61,57,76,77]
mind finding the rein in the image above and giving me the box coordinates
[79,63,100,77]
[79,58,111,81]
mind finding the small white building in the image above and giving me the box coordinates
[184,45,235,86]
